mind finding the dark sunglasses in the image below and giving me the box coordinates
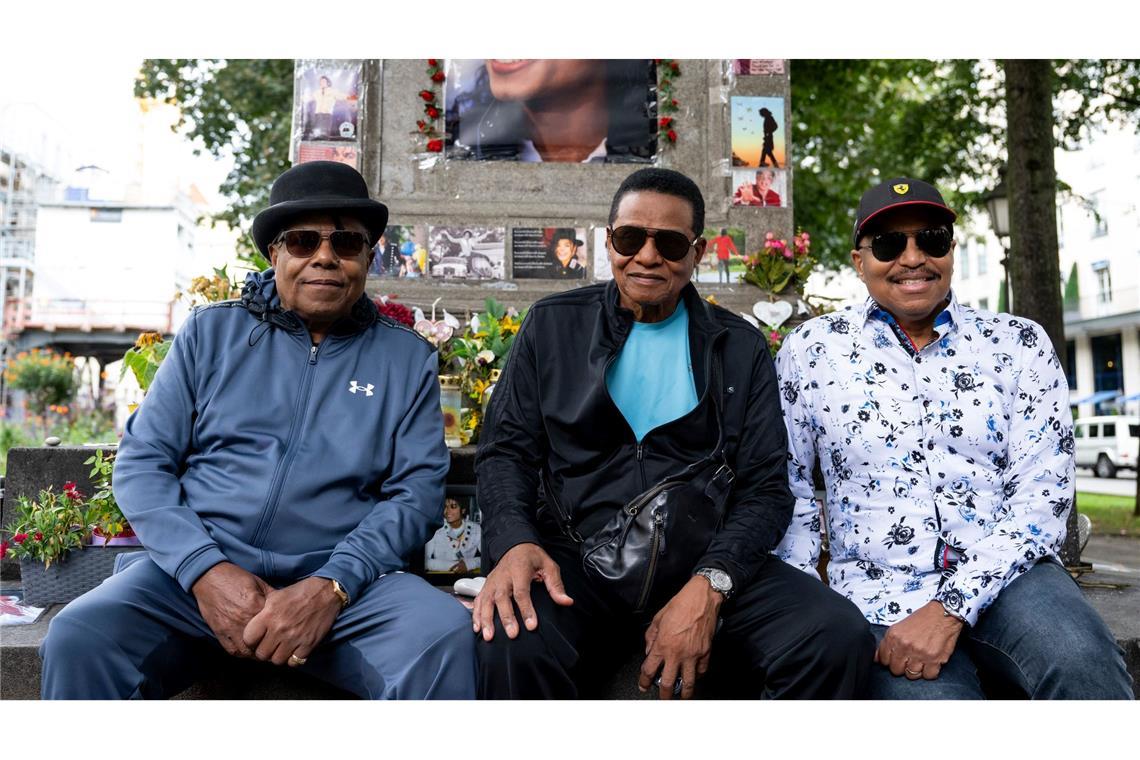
[607,225,698,262]
[859,227,953,262]
[274,229,370,258]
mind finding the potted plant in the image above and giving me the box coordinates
[1,451,142,606]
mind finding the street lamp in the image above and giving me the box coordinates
[982,167,1011,312]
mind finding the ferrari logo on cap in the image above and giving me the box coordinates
[892,183,910,195]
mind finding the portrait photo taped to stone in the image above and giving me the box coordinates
[296,60,361,142]
[428,226,505,279]
[511,227,588,280]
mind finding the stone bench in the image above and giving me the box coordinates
[3,446,1137,699]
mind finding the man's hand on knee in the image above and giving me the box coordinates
[191,561,273,658]
[637,576,721,700]
[875,600,964,680]
[472,543,573,642]
[241,576,342,667]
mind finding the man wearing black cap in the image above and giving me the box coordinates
[773,178,1132,699]
[40,162,476,699]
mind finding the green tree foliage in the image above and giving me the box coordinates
[790,59,1140,271]
[135,59,294,265]
[1063,261,1080,310]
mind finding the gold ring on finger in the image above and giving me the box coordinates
[288,654,307,666]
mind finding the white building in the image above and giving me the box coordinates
[954,124,1140,419]
[28,198,199,335]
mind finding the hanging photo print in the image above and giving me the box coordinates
[511,227,588,279]
[699,226,746,284]
[444,59,657,163]
[295,60,361,143]
[297,143,360,169]
[419,486,483,583]
[369,225,429,278]
[592,227,613,281]
[731,167,787,208]
[730,96,786,169]
[731,59,785,76]
[428,225,506,279]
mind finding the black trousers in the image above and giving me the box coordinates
[476,539,874,699]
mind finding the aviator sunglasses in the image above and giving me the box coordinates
[859,227,953,262]
[274,229,370,258]
[607,225,698,262]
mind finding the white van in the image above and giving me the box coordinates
[1073,415,1139,478]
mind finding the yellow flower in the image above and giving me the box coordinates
[465,410,480,430]
[705,294,719,305]
[472,379,490,398]
[135,331,163,349]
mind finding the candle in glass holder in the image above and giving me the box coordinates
[439,374,462,447]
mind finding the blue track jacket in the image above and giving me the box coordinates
[113,271,448,603]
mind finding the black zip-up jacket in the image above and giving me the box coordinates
[476,280,794,591]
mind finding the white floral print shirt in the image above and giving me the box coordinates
[773,293,1074,627]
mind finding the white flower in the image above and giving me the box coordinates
[476,350,495,365]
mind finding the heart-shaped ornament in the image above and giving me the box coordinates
[752,300,793,329]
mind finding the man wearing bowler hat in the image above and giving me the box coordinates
[773,177,1132,699]
[40,161,476,699]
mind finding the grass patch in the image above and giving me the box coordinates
[1077,492,1140,537]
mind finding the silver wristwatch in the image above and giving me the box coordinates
[695,567,734,600]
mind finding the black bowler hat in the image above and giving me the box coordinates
[251,161,389,255]
[853,177,956,246]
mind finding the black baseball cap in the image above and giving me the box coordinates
[853,177,956,246]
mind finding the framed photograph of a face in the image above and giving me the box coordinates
[444,59,657,163]
[730,96,786,169]
[731,168,787,208]
[511,226,588,279]
[416,485,482,585]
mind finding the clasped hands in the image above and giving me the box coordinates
[190,561,342,667]
[471,543,722,700]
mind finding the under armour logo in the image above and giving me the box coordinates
[348,380,374,396]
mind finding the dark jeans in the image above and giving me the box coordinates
[868,560,1133,699]
[477,540,874,699]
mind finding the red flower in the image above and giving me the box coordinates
[666,129,677,143]
[670,62,680,74]
[0,541,7,559]
[671,98,678,107]
[659,117,673,128]
[426,105,440,119]
[416,120,427,131]
[419,90,435,102]
[431,71,446,83]
[427,59,438,67]
[13,533,28,544]
[33,532,43,541]
[427,139,443,153]
[374,298,415,327]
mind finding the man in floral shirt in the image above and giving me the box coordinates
[775,177,1132,699]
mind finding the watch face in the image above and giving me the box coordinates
[711,570,731,590]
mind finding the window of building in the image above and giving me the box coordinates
[1093,261,1112,304]
[1090,333,1123,416]
[1064,339,1077,389]
[959,240,969,279]
[976,242,988,275]
[90,208,122,223]
[1090,193,1108,238]
[978,297,989,311]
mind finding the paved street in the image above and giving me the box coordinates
[1076,469,1137,498]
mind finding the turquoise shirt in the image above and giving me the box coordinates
[606,300,699,442]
